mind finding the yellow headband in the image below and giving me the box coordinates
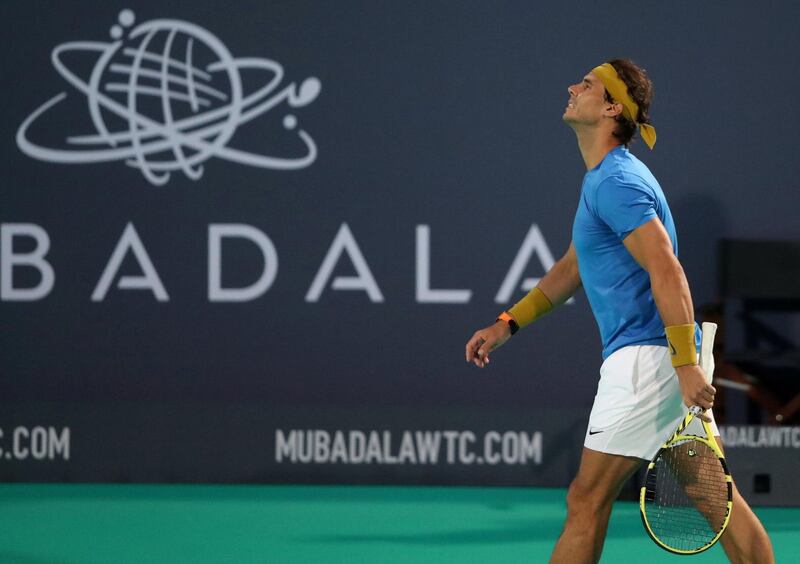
[591,63,657,149]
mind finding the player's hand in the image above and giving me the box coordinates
[465,321,511,368]
[676,364,715,421]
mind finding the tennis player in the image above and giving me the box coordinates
[465,59,774,563]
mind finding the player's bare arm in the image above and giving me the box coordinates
[465,243,582,368]
[622,217,716,411]
[538,242,582,307]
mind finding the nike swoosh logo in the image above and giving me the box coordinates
[668,339,677,356]
[588,429,604,435]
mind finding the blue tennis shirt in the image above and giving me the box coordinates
[572,145,698,359]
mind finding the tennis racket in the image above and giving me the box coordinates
[639,322,733,555]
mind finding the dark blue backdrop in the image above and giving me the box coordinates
[1,1,798,484]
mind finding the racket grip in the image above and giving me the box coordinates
[700,322,718,382]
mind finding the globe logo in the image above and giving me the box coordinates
[17,9,321,186]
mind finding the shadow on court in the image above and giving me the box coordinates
[301,502,800,548]
[0,553,80,564]
[298,517,566,545]
[0,483,564,506]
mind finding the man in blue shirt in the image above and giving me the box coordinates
[465,59,773,563]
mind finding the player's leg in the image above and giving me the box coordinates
[660,411,774,560]
[658,440,729,529]
[549,447,643,564]
[551,345,673,563]
[715,436,775,564]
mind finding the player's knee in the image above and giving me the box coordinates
[566,479,607,518]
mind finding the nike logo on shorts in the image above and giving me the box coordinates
[588,428,605,435]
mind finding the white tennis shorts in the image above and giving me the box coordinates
[583,345,719,460]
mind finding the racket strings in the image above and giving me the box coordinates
[643,438,729,551]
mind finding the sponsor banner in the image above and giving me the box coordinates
[718,426,800,507]
[15,9,321,185]
[0,404,586,485]
[718,426,800,449]
[274,429,543,467]
[0,426,70,463]
[2,2,799,485]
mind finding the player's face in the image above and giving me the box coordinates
[563,73,608,126]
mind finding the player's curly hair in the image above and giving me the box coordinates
[603,59,653,147]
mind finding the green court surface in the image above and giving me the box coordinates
[0,484,797,563]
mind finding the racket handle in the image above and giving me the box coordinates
[700,322,718,383]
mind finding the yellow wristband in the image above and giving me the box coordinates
[506,287,553,330]
[665,324,698,367]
